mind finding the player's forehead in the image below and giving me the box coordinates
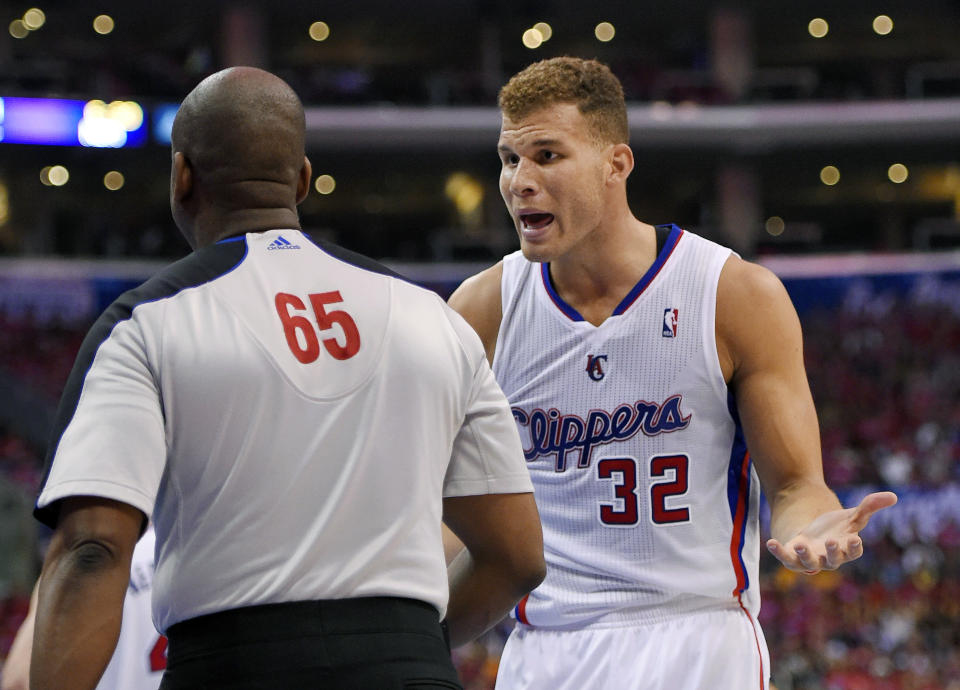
[498,102,592,151]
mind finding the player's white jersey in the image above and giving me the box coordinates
[37,229,531,632]
[97,526,165,690]
[493,225,761,629]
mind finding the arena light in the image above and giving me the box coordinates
[595,22,615,42]
[765,216,786,236]
[445,172,483,215]
[23,8,45,30]
[153,104,179,144]
[9,19,28,39]
[873,15,893,36]
[314,174,336,195]
[522,28,543,49]
[533,22,552,41]
[309,21,330,41]
[39,166,52,186]
[888,163,908,184]
[820,165,840,186]
[104,171,125,191]
[78,100,146,147]
[808,18,829,38]
[93,14,115,35]
[48,165,69,186]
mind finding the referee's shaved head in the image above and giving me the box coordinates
[170,66,312,247]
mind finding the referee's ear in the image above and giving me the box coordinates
[295,155,312,206]
[172,152,193,202]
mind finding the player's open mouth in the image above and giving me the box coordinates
[519,213,555,230]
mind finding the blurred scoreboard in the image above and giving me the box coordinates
[0,96,180,147]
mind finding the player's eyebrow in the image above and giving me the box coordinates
[498,138,563,154]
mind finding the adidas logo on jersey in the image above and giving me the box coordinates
[267,235,301,250]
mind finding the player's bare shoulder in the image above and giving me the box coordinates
[716,254,803,382]
[448,262,504,364]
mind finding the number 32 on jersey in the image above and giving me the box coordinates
[597,455,690,526]
[274,291,361,362]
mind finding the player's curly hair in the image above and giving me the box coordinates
[498,57,629,145]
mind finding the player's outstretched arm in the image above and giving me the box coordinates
[31,496,143,690]
[443,492,545,648]
[716,256,896,574]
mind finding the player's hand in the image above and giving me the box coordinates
[765,491,897,574]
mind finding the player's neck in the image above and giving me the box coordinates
[548,217,658,326]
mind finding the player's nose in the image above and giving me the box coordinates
[509,159,539,197]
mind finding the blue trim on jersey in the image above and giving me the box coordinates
[216,235,247,244]
[539,262,585,321]
[726,391,751,593]
[539,224,684,321]
[612,224,684,315]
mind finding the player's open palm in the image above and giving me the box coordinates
[766,491,898,574]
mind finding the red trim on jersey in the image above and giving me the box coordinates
[729,450,751,595]
[515,593,531,625]
[737,595,767,689]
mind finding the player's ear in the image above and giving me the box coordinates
[607,143,634,185]
[295,156,312,205]
[172,152,193,202]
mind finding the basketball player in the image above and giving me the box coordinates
[2,526,165,690]
[447,57,897,689]
[29,67,544,689]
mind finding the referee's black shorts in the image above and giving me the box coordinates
[159,596,462,689]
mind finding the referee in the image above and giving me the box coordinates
[30,67,545,690]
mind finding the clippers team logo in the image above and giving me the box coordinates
[267,235,301,250]
[662,308,679,338]
[586,354,608,381]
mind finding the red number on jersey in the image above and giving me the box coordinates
[650,454,691,524]
[275,293,322,363]
[597,458,639,526]
[309,291,361,360]
[149,634,168,672]
[274,291,361,362]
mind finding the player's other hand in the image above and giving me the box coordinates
[765,491,898,574]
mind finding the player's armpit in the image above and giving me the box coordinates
[447,262,503,365]
[442,491,545,648]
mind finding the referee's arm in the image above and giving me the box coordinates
[443,491,544,648]
[31,497,143,690]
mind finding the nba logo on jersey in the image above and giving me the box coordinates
[585,354,608,381]
[662,308,678,337]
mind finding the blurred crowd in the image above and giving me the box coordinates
[0,273,958,688]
